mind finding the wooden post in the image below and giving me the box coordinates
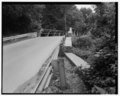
[58,58,67,89]
[37,30,40,37]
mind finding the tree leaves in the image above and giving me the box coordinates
[2,4,45,36]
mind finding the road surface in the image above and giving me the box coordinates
[3,36,63,93]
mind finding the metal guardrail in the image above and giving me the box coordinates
[3,32,37,42]
[41,29,65,37]
[34,45,61,93]
[33,37,66,93]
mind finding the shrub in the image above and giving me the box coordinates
[75,45,117,94]
[72,37,93,50]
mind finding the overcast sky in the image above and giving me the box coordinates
[75,5,95,12]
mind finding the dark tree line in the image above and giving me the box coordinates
[2,4,44,36]
[2,3,94,36]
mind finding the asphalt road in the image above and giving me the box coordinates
[3,36,63,93]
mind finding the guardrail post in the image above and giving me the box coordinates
[51,60,59,74]
[58,58,67,89]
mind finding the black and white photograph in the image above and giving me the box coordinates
[2,1,118,94]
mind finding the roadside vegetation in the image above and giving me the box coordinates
[67,3,117,94]
[71,35,117,94]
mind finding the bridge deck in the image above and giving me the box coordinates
[3,36,63,93]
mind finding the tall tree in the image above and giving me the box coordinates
[92,3,116,38]
[42,4,73,31]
